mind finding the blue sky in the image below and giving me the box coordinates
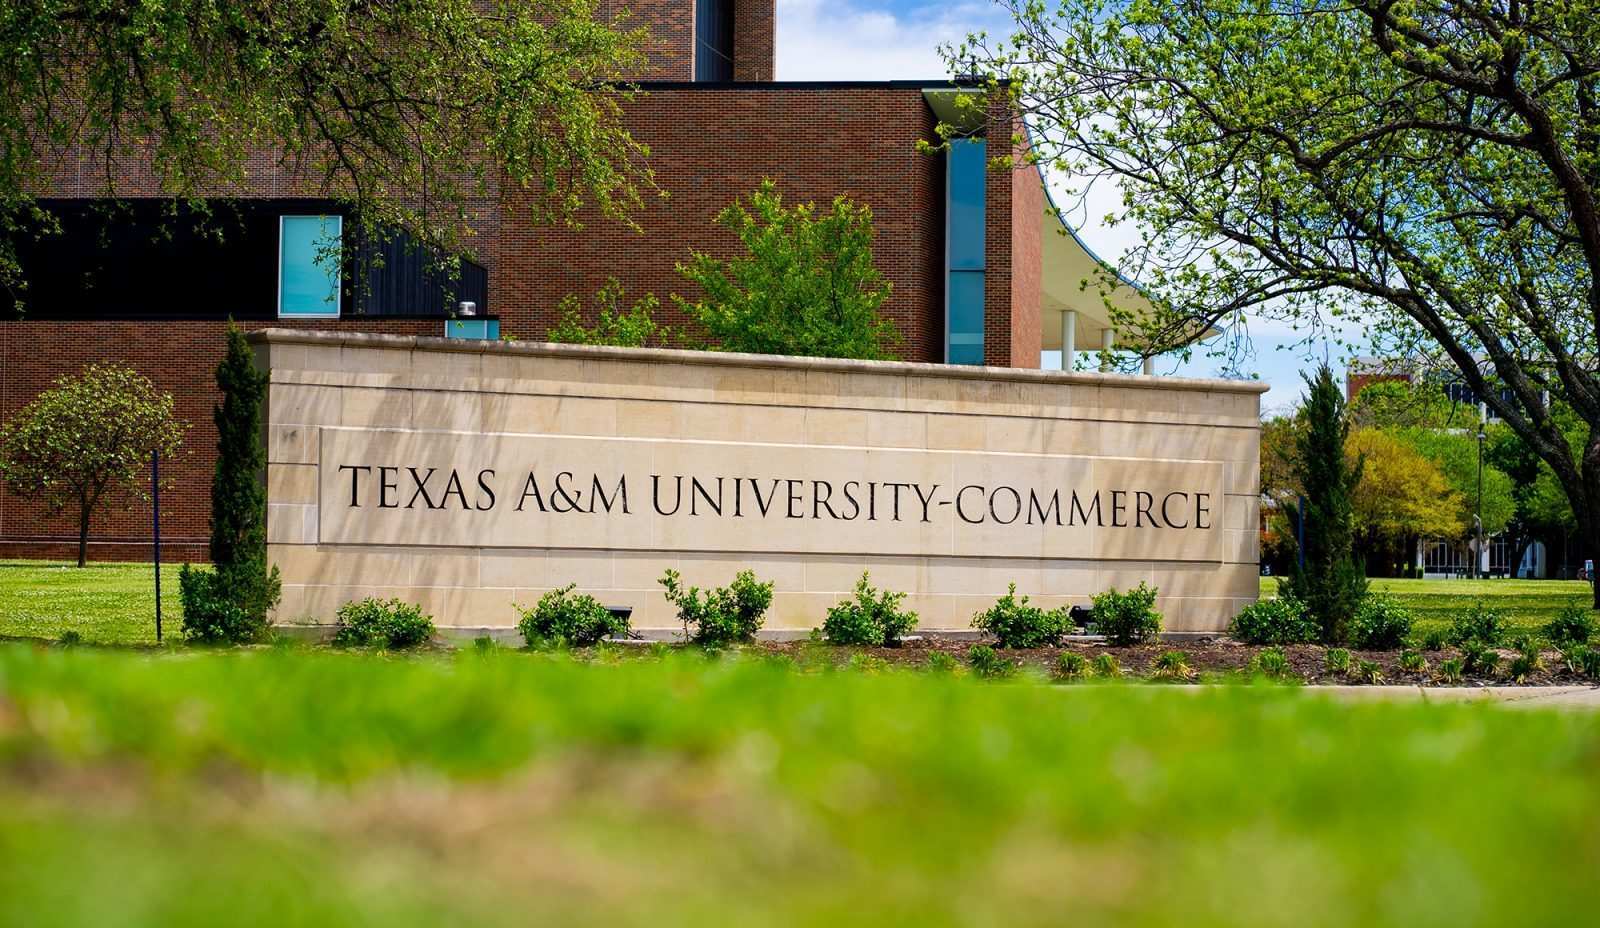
[775,0,1348,412]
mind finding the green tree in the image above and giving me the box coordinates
[1347,428,1462,574]
[2,0,651,315]
[1393,428,1516,540]
[675,179,900,359]
[1283,366,1367,643]
[958,0,1600,604]
[181,325,280,642]
[548,278,669,348]
[0,365,185,567]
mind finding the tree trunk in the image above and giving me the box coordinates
[76,492,90,568]
[1581,450,1600,608]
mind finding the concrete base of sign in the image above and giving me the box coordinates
[255,330,1265,633]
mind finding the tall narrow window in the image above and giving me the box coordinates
[278,215,343,317]
[945,138,986,364]
[695,0,734,81]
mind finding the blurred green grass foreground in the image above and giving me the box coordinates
[2,644,1598,926]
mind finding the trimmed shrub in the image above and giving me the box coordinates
[967,644,1016,679]
[1543,602,1598,648]
[1090,582,1162,646]
[1418,628,1449,651]
[1053,651,1088,682]
[1229,597,1318,645]
[516,584,629,647]
[1507,636,1544,683]
[659,568,772,645]
[1349,596,1414,650]
[332,597,434,649]
[971,584,1069,649]
[179,564,270,645]
[821,572,918,646]
[1250,646,1292,679]
[1152,650,1196,681]
[1449,604,1508,648]
[1579,648,1600,680]
[1461,642,1499,676]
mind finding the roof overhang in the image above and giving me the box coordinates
[922,87,987,135]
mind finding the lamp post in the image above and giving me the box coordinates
[1476,420,1487,580]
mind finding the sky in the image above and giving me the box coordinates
[773,0,1351,412]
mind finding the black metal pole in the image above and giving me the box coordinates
[1476,425,1485,580]
[153,450,162,644]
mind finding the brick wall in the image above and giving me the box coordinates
[980,105,1043,368]
[1006,122,1044,368]
[603,0,693,79]
[0,319,438,562]
[733,0,776,80]
[494,86,949,363]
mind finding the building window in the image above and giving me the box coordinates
[945,137,986,364]
[695,0,734,81]
[278,215,343,317]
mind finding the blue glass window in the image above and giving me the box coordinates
[278,215,342,317]
[945,138,986,363]
[695,0,734,81]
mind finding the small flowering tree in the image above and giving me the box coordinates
[0,364,185,566]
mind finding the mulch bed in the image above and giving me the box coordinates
[745,635,1593,687]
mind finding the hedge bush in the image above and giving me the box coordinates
[660,568,772,645]
[179,564,271,645]
[971,584,1069,648]
[1229,596,1318,645]
[821,572,918,646]
[1449,604,1509,648]
[1543,603,1598,648]
[1350,595,1414,650]
[1090,582,1162,646]
[331,597,435,649]
[516,584,629,647]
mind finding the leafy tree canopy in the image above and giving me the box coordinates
[0,364,185,566]
[1392,427,1516,537]
[675,179,900,360]
[548,278,671,348]
[1347,427,1463,544]
[957,0,1600,602]
[2,0,653,315]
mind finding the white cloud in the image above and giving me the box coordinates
[775,0,1007,81]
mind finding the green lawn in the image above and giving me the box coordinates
[0,644,1597,926]
[1260,575,1596,635]
[0,560,184,645]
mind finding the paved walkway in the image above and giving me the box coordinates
[1307,684,1600,709]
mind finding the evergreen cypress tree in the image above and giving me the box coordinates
[1284,365,1367,644]
[180,323,279,642]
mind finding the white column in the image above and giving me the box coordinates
[1142,355,1155,375]
[1100,327,1116,372]
[1060,309,1076,372]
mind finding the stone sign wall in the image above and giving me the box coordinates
[259,330,1264,634]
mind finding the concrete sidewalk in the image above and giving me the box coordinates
[1307,684,1600,709]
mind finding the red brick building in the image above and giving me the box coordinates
[1,0,1144,560]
